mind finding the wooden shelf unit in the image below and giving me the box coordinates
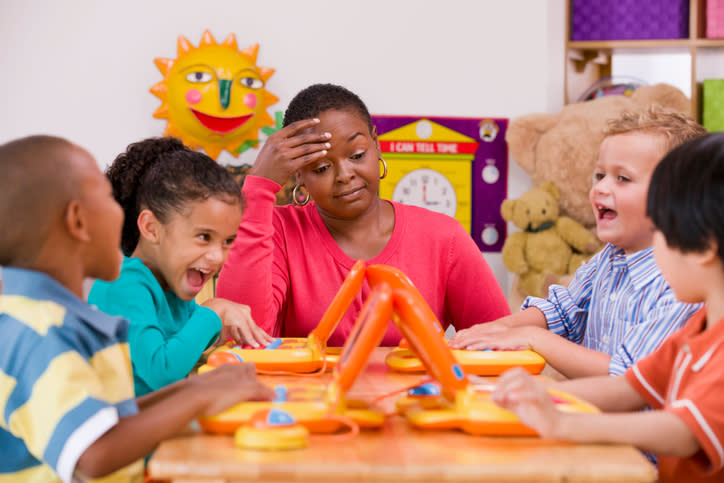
[565,0,724,120]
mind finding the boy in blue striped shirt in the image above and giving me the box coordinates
[0,136,274,482]
[451,107,707,379]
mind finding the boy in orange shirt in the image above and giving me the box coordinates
[492,132,724,482]
[0,135,274,482]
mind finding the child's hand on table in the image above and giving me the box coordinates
[449,316,514,349]
[452,326,545,351]
[203,298,274,348]
[191,363,275,417]
[492,367,558,437]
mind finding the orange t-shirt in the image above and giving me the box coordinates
[626,308,724,482]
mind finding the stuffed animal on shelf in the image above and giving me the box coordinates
[501,181,600,299]
[505,83,691,229]
[502,83,690,307]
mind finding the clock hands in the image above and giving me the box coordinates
[422,184,439,206]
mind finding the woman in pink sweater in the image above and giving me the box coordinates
[216,83,509,346]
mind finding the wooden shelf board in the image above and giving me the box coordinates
[694,39,724,47]
[568,39,691,49]
[568,39,724,50]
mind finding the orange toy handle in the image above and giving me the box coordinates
[334,282,393,392]
[311,259,366,343]
[366,264,444,336]
[392,287,469,399]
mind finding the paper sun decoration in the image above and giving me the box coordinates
[151,30,279,159]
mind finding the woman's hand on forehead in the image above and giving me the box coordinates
[250,118,331,186]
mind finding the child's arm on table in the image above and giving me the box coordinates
[550,374,646,412]
[203,297,273,348]
[135,377,187,410]
[452,250,600,349]
[456,324,611,378]
[492,368,699,457]
[449,307,547,348]
[75,363,274,479]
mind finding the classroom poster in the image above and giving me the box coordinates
[372,115,508,252]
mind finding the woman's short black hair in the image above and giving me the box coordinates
[283,83,374,135]
[107,137,241,255]
[647,132,724,261]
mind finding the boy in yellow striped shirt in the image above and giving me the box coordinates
[0,135,273,483]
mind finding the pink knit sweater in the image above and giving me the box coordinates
[217,175,509,346]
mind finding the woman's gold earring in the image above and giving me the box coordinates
[379,157,388,180]
[292,184,310,206]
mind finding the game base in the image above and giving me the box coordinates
[385,347,546,375]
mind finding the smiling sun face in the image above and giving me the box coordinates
[151,30,279,160]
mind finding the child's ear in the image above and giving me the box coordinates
[697,239,720,267]
[137,209,162,244]
[65,199,91,242]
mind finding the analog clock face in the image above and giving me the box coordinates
[392,168,457,217]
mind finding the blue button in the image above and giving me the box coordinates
[267,408,295,426]
[452,364,464,380]
[232,353,244,363]
[408,382,440,396]
[273,385,288,402]
[264,338,283,350]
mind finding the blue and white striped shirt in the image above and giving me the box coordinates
[522,243,701,375]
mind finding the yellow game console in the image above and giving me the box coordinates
[384,346,546,376]
[199,260,365,374]
[395,383,598,436]
[197,281,394,435]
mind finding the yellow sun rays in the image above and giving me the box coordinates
[151,30,279,160]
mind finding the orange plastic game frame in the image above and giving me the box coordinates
[197,281,394,435]
[200,259,366,374]
[368,264,599,436]
[365,265,547,376]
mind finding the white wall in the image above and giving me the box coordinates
[0,0,566,296]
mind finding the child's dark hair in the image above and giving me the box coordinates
[107,137,241,255]
[283,83,374,135]
[0,135,77,266]
[647,132,724,261]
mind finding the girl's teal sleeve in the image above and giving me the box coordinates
[90,273,221,395]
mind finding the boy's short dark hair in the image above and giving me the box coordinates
[0,135,77,266]
[647,132,724,262]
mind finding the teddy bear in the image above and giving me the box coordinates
[501,181,600,299]
[505,83,691,228]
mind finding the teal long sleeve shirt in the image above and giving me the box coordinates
[88,257,221,396]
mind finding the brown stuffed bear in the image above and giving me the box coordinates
[505,83,690,228]
[501,181,600,299]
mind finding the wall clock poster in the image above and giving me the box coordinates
[373,115,508,252]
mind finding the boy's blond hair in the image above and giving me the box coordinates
[603,105,708,153]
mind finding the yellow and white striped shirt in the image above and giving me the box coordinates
[0,267,142,483]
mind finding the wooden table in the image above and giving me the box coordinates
[148,348,657,483]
